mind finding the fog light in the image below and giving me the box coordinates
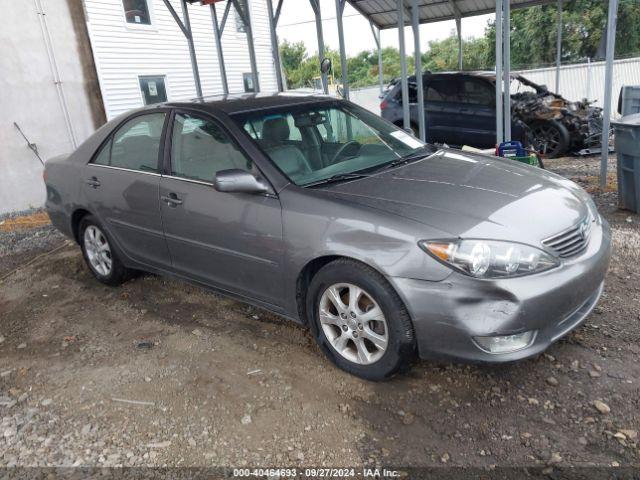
[473,331,536,354]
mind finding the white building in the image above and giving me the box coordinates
[1,0,279,214]
[84,0,279,120]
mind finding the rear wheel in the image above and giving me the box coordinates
[529,120,570,158]
[307,259,416,381]
[79,215,132,286]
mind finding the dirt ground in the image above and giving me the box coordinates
[0,155,639,474]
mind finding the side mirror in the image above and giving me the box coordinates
[213,169,269,194]
[320,58,332,75]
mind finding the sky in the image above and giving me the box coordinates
[276,2,494,57]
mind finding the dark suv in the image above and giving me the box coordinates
[380,71,603,158]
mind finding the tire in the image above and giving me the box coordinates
[79,215,132,286]
[306,259,416,381]
[529,120,570,158]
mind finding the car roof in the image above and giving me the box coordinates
[165,92,338,115]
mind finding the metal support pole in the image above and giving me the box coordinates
[397,0,410,130]
[309,0,328,94]
[210,3,228,95]
[411,0,425,141]
[370,22,384,95]
[555,0,563,92]
[449,0,463,71]
[336,0,349,99]
[163,0,202,98]
[502,0,511,141]
[456,18,462,70]
[267,0,285,92]
[495,0,503,144]
[600,0,618,190]
[181,0,202,98]
[232,0,260,92]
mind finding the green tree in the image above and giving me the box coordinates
[421,33,493,71]
[486,0,640,68]
[279,40,308,88]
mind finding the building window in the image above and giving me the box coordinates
[139,76,167,105]
[235,0,247,32]
[123,0,151,25]
[243,73,256,93]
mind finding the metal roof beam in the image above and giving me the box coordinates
[347,0,565,30]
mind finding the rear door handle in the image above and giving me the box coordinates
[161,193,183,207]
[85,176,101,188]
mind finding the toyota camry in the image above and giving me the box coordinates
[44,93,611,380]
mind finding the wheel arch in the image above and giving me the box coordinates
[71,208,93,244]
[295,254,398,327]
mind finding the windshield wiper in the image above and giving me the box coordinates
[303,172,370,188]
[373,147,434,172]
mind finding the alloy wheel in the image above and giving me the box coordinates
[84,225,112,276]
[319,283,388,365]
[531,124,561,155]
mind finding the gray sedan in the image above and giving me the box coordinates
[44,94,611,380]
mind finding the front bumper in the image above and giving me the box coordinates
[390,219,612,363]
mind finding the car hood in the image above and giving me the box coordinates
[319,149,590,245]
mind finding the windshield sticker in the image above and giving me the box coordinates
[390,131,424,149]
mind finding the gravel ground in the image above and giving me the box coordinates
[0,156,638,473]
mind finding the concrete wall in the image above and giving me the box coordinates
[0,0,104,215]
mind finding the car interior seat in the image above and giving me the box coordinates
[260,117,313,179]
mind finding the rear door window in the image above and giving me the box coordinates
[460,79,494,106]
[426,78,462,103]
[93,113,166,172]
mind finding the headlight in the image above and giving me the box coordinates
[419,239,560,278]
[585,196,600,223]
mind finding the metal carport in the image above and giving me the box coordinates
[340,0,618,189]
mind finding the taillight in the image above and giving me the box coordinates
[42,169,48,182]
[380,99,388,110]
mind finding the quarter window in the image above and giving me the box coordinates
[460,79,494,106]
[123,0,151,25]
[170,113,252,183]
[92,113,165,172]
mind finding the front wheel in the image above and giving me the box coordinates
[529,120,570,158]
[307,259,416,381]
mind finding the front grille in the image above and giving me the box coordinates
[542,217,593,258]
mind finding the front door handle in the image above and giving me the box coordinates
[161,193,183,207]
[85,176,101,188]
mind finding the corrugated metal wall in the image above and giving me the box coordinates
[84,0,278,120]
[514,57,640,117]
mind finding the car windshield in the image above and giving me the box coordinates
[233,101,434,186]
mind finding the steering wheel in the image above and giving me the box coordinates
[329,141,361,165]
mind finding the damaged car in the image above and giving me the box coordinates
[380,71,605,157]
[44,94,611,380]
